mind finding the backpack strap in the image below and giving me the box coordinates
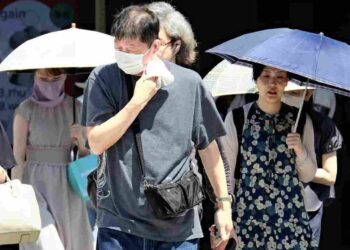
[232,107,244,180]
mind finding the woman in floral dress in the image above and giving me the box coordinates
[221,64,318,249]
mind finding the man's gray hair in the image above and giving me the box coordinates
[147,2,197,66]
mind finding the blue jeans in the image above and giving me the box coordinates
[86,201,97,229]
[97,228,198,250]
[308,205,324,245]
[86,201,98,241]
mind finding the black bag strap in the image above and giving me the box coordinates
[232,107,244,179]
[124,74,148,181]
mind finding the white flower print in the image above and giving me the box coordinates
[263,214,269,221]
[260,155,267,161]
[250,154,257,162]
[247,242,254,248]
[258,179,265,188]
[293,177,299,186]
[277,144,286,153]
[269,150,278,160]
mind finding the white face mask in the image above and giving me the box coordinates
[114,49,149,75]
[282,93,304,108]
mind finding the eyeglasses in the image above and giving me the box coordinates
[159,40,173,47]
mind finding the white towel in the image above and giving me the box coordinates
[144,58,174,89]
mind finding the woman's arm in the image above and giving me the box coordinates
[12,114,29,180]
[312,151,337,186]
[289,115,317,183]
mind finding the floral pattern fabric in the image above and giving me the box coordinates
[233,102,317,249]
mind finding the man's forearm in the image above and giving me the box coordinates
[198,140,229,199]
[199,140,233,242]
[88,101,143,155]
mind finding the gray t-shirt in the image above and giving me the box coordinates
[81,62,226,241]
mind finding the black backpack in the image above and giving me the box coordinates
[232,104,306,179]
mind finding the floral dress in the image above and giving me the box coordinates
[233,103,317,249]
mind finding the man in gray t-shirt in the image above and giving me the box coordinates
[81,4,234,250]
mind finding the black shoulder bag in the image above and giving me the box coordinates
[125,74,206,219]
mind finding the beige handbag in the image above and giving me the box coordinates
[0,172,41,245]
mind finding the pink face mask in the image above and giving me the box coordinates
[31,74,67,107]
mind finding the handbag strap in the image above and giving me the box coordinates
[71,144,79,161]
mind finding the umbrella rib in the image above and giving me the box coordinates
[313,33,324,82]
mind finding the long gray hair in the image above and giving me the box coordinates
[146,2,197,66]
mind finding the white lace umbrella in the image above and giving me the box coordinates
[0,24,116,123]
[203,60,314,97]
[0,24,115,71]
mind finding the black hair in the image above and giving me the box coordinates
[111,5,159,46]
[252,63,290,81]
[252,63,265,81]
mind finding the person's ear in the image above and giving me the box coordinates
[173,40,181,55]
[152,39,161,53]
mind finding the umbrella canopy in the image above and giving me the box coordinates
[0,25,116,123]
[0,25,116,71]
[207,28,350,96]
[203,60,314,97]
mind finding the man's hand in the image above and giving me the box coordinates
[130,75,158,109]
[286,132,305,156]
[213,202,234,248]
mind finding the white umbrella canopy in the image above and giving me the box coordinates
[0,25,116,71]
[203,60,314,97]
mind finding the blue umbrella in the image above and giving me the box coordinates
[207,28,350,96]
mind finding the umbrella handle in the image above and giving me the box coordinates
[292,81,309,133]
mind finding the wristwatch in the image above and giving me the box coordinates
[215,195,233,204]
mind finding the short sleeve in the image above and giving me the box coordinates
[81,67,118,127]
[15,99,32,122]
[192,80,226,150]
[320,117,343,154]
